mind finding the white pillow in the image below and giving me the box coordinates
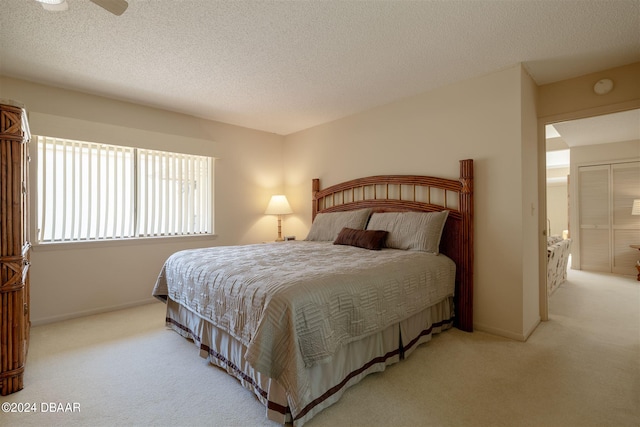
[305,209,372,241]
[366,211,449,253]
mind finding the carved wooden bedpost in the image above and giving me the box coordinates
[458,159,474,332]
[312,178,320,221]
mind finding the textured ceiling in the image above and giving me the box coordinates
[1,0,639,135]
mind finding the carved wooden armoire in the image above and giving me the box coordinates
[0,101,31,395]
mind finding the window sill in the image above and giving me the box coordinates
[32,234,218,252]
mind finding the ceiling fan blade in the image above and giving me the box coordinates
[89,0,128,16]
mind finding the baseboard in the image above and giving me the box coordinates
[473,321,534,342]
[31,297,160,326]
[523,317,541,340]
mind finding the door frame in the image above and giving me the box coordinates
[537,101,640,321]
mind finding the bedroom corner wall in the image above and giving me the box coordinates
[283,65,537,340]
[520,66,541,338]
[0,76,285,324]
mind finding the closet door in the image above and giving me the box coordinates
[612,162,640,275]
[578,165,611,272]
[578,161,640,275]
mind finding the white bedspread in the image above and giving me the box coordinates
[152,241,454,414]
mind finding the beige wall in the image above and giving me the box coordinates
[546,183,569,236]
[538,62,640,120]
[570,139,640,166]
[520,67,540,338]
[1,76,285,324]
[283,64,540,340]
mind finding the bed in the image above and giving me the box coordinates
[152,159,474,426]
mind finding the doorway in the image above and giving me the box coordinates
[542,109,640,316]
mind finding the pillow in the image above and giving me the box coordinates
[305,209,372,241]
[333,227,388,250]
[547,235,563,246]
[366,210,449,253]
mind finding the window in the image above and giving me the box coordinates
[37,136,213,243]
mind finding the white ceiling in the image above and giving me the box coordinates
[551,109,640,147]
[1,0,639,135]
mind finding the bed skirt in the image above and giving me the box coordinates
[165,296,453,426]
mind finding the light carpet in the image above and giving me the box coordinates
[2,269,639,426]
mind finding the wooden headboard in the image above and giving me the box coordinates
[311,159,474,332]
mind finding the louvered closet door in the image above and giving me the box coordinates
[612,162,640,275]
[579,165,611,272]
[578,161,640,275]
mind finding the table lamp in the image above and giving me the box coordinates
[265,195,293,241]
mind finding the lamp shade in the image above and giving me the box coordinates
[35,0,69,11]
[632,199,640,215]
[265,195,293,215]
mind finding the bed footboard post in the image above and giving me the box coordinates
[458,159,474,332]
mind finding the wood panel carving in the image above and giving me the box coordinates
[0,102,31,395]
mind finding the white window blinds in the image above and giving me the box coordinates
[37,136,213,243]
[137,148,212,237]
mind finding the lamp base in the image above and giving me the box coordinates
[275,216,284,242]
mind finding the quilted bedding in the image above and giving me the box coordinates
[152,240,455,414]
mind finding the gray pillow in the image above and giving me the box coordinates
[305,209,372,241]
[366,211,449,253]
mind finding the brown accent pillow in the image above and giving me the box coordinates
[333,227,388,250]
